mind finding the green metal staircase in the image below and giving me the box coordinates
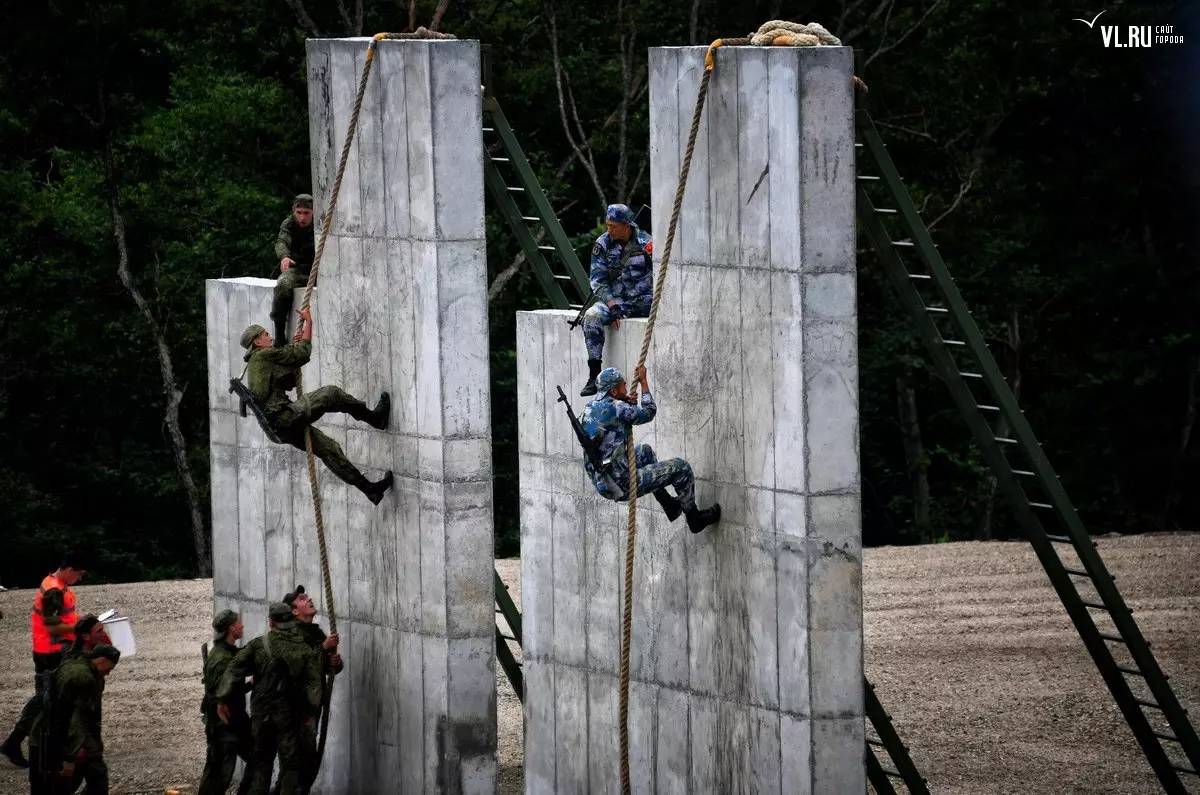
[866,678,930,794]
[482,96,590,309]
[856,106,1200,793]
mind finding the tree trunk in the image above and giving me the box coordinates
[103,139,212,576]
[978,307,1022,540]
[1160,353,1200,526]
[896,370,932,539]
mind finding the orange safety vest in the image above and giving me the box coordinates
[31,573,77,654]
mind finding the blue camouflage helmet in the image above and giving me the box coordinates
[597,367,624,395]
[605,203,634,225]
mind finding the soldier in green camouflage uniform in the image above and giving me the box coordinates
[217,603,323,795]
[199,609,253,795]
[28,644,121,795]
[282,586,342,792]
[271,194,317,346]
[240,306,395,504]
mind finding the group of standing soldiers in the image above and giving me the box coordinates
[200,587,341,795]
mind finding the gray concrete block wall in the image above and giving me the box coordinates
[206,37,494,794]
[518,44,861,793]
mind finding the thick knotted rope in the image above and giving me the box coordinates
[615,25,840,793]
[749,19,841,47]
[293,27,454,770]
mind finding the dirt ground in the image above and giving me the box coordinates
[0,533,1195,794]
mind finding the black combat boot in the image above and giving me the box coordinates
[653,489,683,522]
[369,392,391,430]
[685,503,722,534]
[580,359,603,397]
[273,318,289,347]
[364,471,395,506]
[1,733,29,768]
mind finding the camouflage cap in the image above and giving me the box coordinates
[240,324,267,350]
[293,193,314,208]
[597,367,624,395]
[87,644,121,665]
[283,584,306,606]
[605,203,634,225]
[212,608,239,638]
[268,601,295,624]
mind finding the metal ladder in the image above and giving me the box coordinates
[482,95,591,309]
[866,678,930,794]
[856,106,1200,793]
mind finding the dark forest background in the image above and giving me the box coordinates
[0,1,1196,585]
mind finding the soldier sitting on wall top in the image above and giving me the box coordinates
[240,305,395,504]
[271,194,316,347]
[580,365,721,533]
[579,204,654,396]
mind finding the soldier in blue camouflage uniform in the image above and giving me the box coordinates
[580,366,721,533]
[579,204,655,396]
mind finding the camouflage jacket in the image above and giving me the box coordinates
[217,622,322,721]
[31,657,105,761]
[202,639,247,729]
[274,214,316,270]
[246,340,311,415]
[295,621,341,677]
[580,391,657,494]
[589,227,654,306]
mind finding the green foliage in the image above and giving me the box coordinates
[0,0,1195,584]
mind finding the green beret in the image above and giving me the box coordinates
[268,602,295,624]
[87,644,121,664]
[241,324,266,350]
[213,609,239,638]
[293,193,314,208]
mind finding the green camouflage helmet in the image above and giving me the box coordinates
[241,324,267,350]
[293,193,314,209]
[268,601,295,625]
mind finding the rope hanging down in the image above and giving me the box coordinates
[291,27,454,768]
[615,26,838,794]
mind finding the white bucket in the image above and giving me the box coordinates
[101,616,137,658]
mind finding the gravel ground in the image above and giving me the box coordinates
[0,532,1195,794]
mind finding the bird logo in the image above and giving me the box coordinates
[1072,10,1107,28]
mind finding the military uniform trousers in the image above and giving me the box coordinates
[11,652,63,742]
[607,444,697,511]
[29,747,108,795]
[270,267,311,332]
[269,386,376,491]
[247,713,315,795]
[198,721,253,795]
[582,296,651,361]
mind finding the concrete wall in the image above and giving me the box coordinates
[206,37,495,794]
[517,44,861,793]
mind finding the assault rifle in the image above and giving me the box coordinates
[556,386,626,499]
[229,376,284,444]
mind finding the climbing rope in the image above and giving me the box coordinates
[615,26,838,793]
[289,27,455,768]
